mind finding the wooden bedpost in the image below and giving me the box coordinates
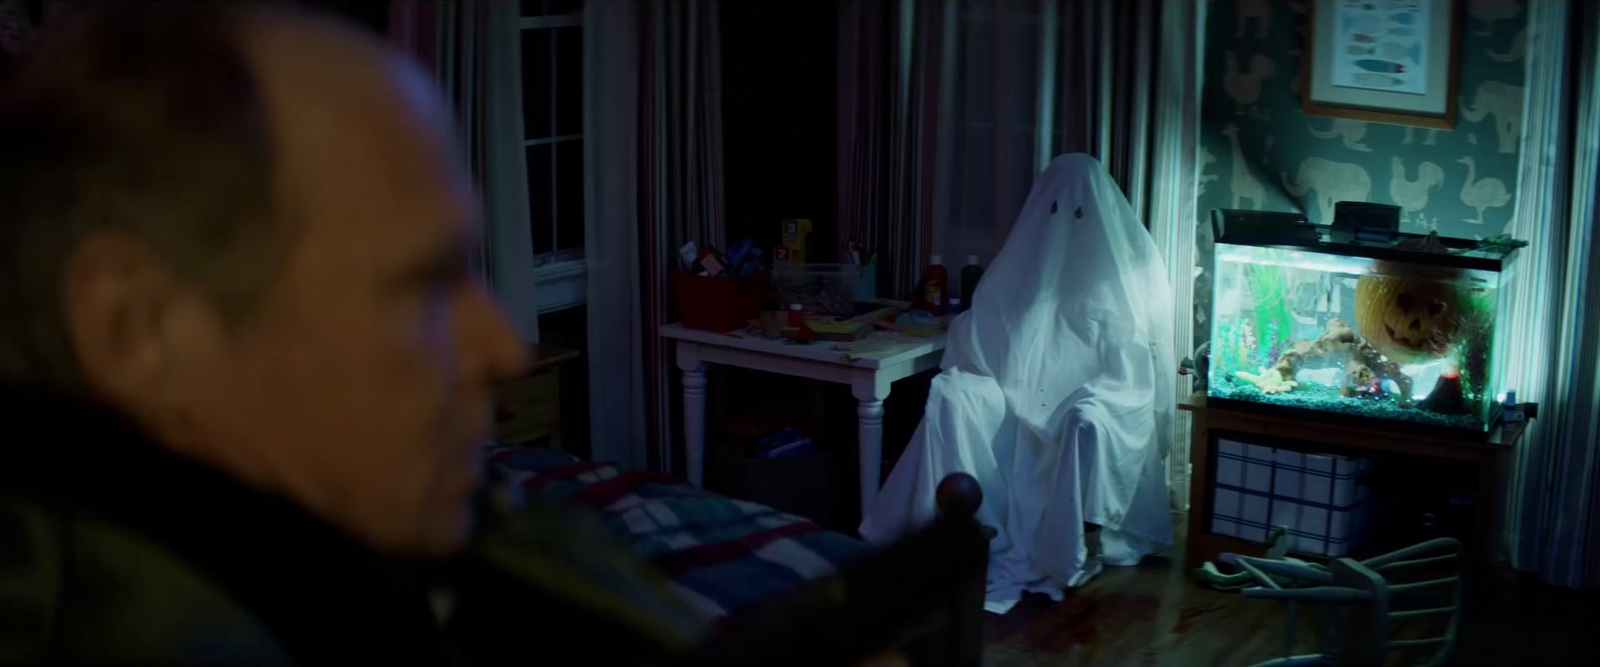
[665,473,996,667]
[935,472,983,519]
[925,472,993,667]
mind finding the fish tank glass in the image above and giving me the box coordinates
[1206,213,1516,433]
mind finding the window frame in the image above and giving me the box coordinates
[506,4,587,315]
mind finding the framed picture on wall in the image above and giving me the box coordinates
[1302,0,1461,129]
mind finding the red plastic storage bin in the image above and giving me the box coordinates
[673,270,770,332]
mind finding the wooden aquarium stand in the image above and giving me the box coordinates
[1181,392,1525,578]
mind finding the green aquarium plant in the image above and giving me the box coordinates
[1246,262,1295,363]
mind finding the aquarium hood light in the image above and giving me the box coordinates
[1215,252,1371,275]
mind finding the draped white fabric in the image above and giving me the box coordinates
[1499,0,1600,589]
[861,154,1177,611]
[837,0,1201,506]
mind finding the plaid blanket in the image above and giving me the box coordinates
[487,446,869,618]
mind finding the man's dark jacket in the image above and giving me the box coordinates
[0,385,708,664]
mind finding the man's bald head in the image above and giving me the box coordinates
[1,2,274,392]
[0,1,418,394]
[0,2,523,556]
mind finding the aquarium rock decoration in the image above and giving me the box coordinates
[1417,366,1467,413]
[1234,318,1412,402]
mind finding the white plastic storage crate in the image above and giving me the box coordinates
[1210,439,1374,557]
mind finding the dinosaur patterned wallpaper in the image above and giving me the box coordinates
[1192,0,1527,349]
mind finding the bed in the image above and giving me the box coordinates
[485,444,869,617]
[481,443,992,666]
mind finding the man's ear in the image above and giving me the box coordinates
[62,232,220,410]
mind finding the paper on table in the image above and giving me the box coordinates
[832,333,928,361]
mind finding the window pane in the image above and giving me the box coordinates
[520,1,548,17]
[526,144,553,256]
[520,29,553,140]
[548,0,583,16]
[555,140,585,253]
[554,27,582,136]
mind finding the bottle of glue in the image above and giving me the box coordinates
[923,255,948,316]
[786,303,818,342]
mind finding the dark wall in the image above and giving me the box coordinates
[720,0,837,261]
[302,0,388,35]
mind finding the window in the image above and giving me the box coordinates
[520,0,585,313]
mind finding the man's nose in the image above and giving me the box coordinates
[470,287,529,384]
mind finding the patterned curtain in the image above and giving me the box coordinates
[389,0,539,342]
[1146,0,1203,510]
[836,0,920,301]
[836,0,1200,505]
[587,0,724,472]
[388,1,489,292]
[389,2,483,187]
[0,0,33,71]
[640,0,725,473]
[837,0,1181,300]
[1499,0,1600,589]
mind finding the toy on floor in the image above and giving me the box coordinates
[1193,526,1323,590]
[1223,537,1465,667]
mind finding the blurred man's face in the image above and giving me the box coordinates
[207,22,526,556]
[70,17,527,557]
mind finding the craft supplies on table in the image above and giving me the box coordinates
[772,263,869,316]
[675,271,770,332]
[960,255,985,307]
[775,218,813,264]
[673,236,770,332]
[921,255,948,316]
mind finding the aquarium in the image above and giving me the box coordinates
[1207,217,1516,433]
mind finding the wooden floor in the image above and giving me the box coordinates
[981,518,1600,666]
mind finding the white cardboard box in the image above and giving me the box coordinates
[1211,438,1373,557]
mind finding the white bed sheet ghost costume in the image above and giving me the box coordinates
[859,153,1176,613]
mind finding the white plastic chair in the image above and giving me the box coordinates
[1229,537,1465,667]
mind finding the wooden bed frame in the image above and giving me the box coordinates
[672,473,995,667]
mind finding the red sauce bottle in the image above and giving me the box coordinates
[923,255,948,316]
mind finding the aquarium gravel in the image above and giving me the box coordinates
[1210,380,1483,430]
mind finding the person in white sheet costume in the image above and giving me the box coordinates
[859,153,1177,612]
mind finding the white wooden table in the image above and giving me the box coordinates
[661,323,947,515]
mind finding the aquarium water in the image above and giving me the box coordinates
[1207,242,1503,431]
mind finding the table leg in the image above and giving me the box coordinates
[677,346,707,487]
[853,378,890,517]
